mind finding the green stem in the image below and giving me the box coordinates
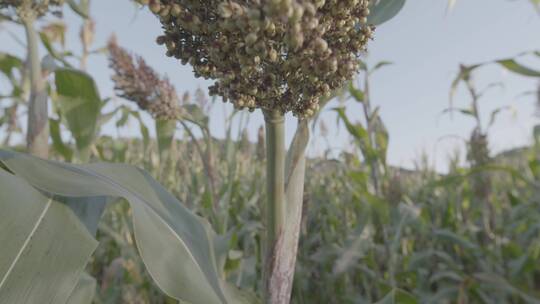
[263,109,286,302]
[23,16,49,158]
[362,74,381,196]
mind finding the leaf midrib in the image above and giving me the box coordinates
[0,198,53,290]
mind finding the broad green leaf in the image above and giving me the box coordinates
[0,149,228,304]
[496,59,540,77]
[65,273,96,304]
[54,69,101,160]
[61,196,110,236]
[368,0,406,25]
[0,170,97,304]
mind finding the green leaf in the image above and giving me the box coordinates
[349,83,365,103]
[449,64,483,107]
[441,107,476,118]
[49,118,74,161]
[371,61,393,73]
[375,119,389,162]
[224,283,262,304]
[65,273,97,304]
[368,0,406,26]
[433,229,478,251]
[39,32,73,68]
[488,106,512,128]
[67,0,90,19]
[0,53,22,77]
[334,107,369,144]
[375,288,417,304]
[534,125,540,145]
[61,196,110,236]
[334,107,376,161]
[54,69,102,160]
[0,149,230,304]
[496,59,540,77]
[129,111,151,149]
[473,272,540,303]
[183,104,209,127]
[0,169,97,304]
[156,119,177,162]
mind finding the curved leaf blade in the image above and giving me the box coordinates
[66,273,97,304]
[54,68,102,159]
[496,59,540,77]
[0,170,97,304]
[368,0,406,26]
[0,149,227,304]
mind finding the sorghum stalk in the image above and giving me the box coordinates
[263,109,288,304]
[138,0,375,302]
[23,15,49,158]
[361,74,381,195]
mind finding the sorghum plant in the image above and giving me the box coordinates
[0,0,64,158]
[138,0,375,303]
[0,1,404,303]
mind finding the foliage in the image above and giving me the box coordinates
[4,1,540,304]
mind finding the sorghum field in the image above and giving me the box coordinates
[1,1,540,304]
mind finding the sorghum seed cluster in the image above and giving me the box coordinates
[0,0,64,18]
[108,38,182,120]
[140,0,374,118]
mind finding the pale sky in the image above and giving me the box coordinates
[1,0,539,171]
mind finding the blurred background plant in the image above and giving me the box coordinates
[1,0,540,303]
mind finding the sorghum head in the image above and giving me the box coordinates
[140,0,375,118]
